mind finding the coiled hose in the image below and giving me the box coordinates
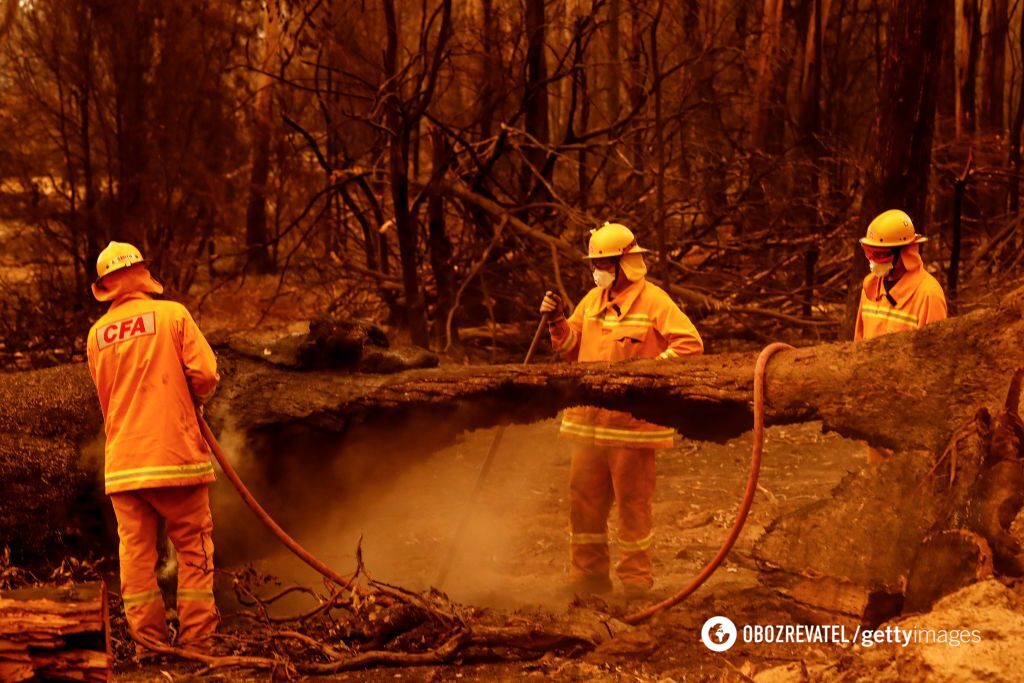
[624,341,793,625]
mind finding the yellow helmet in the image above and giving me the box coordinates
[95,241,146,282]
[585,222,650,259]
[860,210,928,248]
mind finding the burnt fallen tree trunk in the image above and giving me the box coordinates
[0,581,110,682]
[215,288,1024,454]
[2,289,1024,568]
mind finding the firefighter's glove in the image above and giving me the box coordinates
[540,291,564,320]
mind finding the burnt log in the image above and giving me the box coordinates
[214,288,1024,452]
[781,576,903,629]
[0,581,110,682]
[226,315,439,373]
[2,290,1024,568]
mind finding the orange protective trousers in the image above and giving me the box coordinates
[569,445,656,587]
[109,485,218,646]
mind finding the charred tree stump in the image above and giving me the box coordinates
[0,581,110,682]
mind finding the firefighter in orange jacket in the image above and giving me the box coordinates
[854,210,947,461]
[541,223,703,598]
[86,242,220,648]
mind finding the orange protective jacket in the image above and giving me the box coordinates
[549,278,703,449]
[87,270,219,494]
[854,244,947,341]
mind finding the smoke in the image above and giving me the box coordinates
[206,411,283,561]
[208,415,575,609]
[79,432,107,478]
[168,414,255,582]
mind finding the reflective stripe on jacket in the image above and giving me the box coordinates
[854,244,947,341]
[87,291,219,493]
[549,278,703,449]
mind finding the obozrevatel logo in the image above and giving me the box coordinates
[701,616,738,652]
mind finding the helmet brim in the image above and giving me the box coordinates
[94,260,149,285]
[858,235,928,248]
[582,246,650,259]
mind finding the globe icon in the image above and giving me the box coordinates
[701,616,738,652]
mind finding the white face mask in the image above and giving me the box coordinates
[593,269,615,289]
[869,260,893,278]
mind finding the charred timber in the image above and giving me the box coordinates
[0,581,110,682]
[216,289,1022,452]
[6,292,1024,449]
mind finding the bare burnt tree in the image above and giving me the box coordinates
[381,0,452,348]
[243,5,279,273]
[3,0,1024,365]
[981,0,1008,133]
[957,0,981,136]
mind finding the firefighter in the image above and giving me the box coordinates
[86,241,220,649]
[540,223,703,598]
[854,210,947,462]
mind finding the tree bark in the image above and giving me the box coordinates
[756,364,1024,619]
[574,12,590,208]
[982,0,1008,132]
[650,0,668,287]
[0,301,1009,445]
[626,0,645,178]
[604,0,622,123]
[478,0,500,139]
[76,2,99,275]
[957,0,981,136]
[109,0,154,249]
[217,292,1024,454]
[9,296,1024,447]
[522,0,550,199]
[1010,9,1024,213]
[427,129,455,344]
[602,0,622,196]
[383,0,430,348]
[752,0,786,154]
[744,0,790,236]
[937,0,957,119]
[795,0,828,317]
[949,154,975,310]
[243,4,278,274]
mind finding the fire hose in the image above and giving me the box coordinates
[196,412,355,591]
[197,338,792,624]
[624,341,793,624]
